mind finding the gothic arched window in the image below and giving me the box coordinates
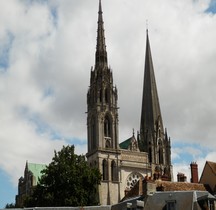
[111,160,118,182]
[102,159,108,180]
[104,116,111,137]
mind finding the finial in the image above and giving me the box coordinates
[146,19,148,33]
[132,128,135,136]
[99,0,102,13]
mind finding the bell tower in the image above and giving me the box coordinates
[87,0,119,154]
[86,0,120,205]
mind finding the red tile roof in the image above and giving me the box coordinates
[122,179,207,201]
[155,180,206,191]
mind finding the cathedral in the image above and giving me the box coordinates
[86,0,173,205]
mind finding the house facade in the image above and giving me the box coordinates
[112,179,216,210]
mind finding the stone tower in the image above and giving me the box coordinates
[86,1,173,205]
[139,30,172,181]
[86,0,120,205]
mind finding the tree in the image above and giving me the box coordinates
[5,203,16,208]
[25,145,101,207]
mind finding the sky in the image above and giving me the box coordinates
[0,0,216,208]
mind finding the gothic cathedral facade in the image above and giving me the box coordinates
[86,0,173,205]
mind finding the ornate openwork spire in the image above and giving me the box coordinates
[95,0,108,68]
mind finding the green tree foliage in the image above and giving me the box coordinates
[25,145,101,207]
[5,203,16,208]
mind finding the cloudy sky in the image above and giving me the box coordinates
[0,0,216,207]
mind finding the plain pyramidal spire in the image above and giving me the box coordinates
[139,30,164,151]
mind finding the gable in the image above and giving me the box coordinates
[119,138,131,149]
[207,161,216,176]
[200,161,216,193]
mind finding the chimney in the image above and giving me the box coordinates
[177,172,187,182]
[190,162,199,183]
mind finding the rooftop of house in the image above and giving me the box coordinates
[122,178,207,201]
[155,180,206,191]
[206,161,216,176]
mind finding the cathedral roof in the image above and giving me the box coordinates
[119,138,131,149]
[119,132,139,151]
[26,162,46,184]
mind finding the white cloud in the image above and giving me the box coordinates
[0,0,216,194]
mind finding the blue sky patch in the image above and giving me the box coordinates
[0,169,16,207]
[25,0,58,27]
[172,141,210,164]
[43,86,55,98]
[50,6,58,27]
[205,0,216,14]
[0,32,14,71]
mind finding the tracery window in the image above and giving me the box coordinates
[126,172,142,189]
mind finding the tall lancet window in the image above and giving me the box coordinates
[158,140,164,164]
[111,160,118,182]
[102,159,108,180]
[91,118,96,150]
[104,116,111,137]
[149,142,152,163]
[99,89,103,103]
[105,88,109,103]
[159,147,164,164]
